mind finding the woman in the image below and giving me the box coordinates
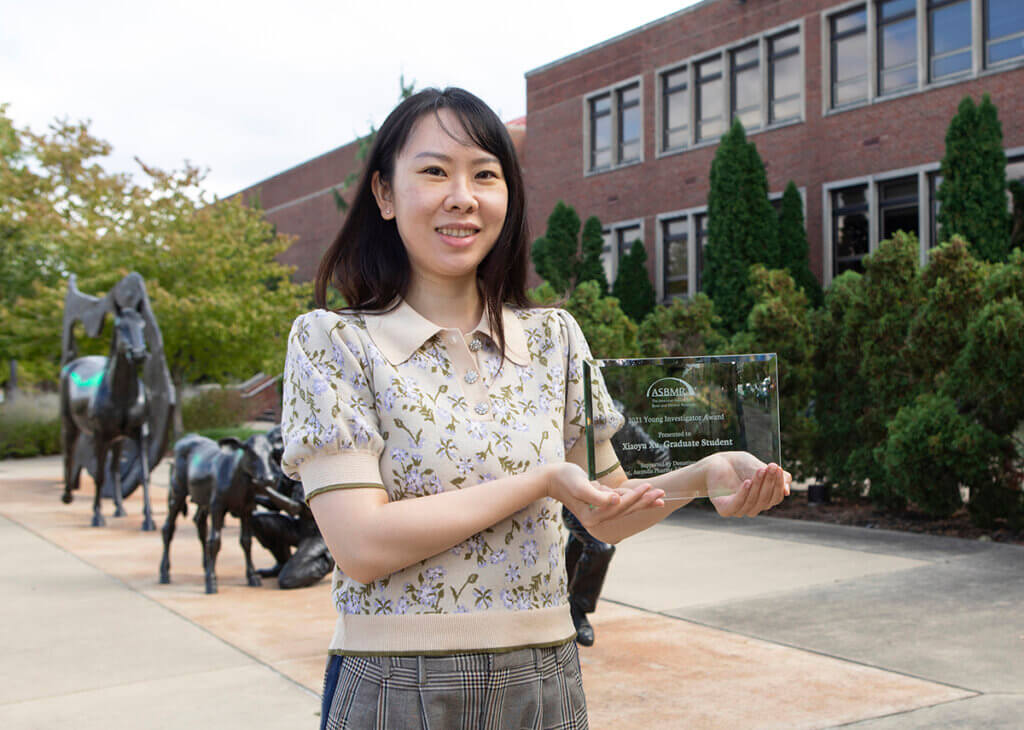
[281,87,789,730]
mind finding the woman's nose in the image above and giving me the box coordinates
[444,176,477,212]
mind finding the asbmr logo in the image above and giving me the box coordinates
[645,377,696,400]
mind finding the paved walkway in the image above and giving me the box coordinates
[0,455,1021,728]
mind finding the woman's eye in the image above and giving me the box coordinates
[422,166,445,176]
[477,170,500,180]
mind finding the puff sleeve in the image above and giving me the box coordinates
[556,309,625,479]
[280,311,386,503]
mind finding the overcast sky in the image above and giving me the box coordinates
[2,0,700,198]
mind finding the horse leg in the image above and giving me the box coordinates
[159,471,188,584]
[139,426,155,531]
[110,441,126,518]
[91,444,107,527]
[240,510,262,588]
[194,506,210,573]
[205,503,226,594]
[61,420,78,505]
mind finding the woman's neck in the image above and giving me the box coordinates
[404,276,483,334]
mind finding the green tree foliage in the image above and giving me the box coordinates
[812,231,923,507]
[332,75,416,214]
[704,120,780,333]
[611,239,656,323]
[776,181,823,308]
[1009,179,1024,252]
[564,281,638,359]
[732,266,817,480]
[882,394,998,518]
[637,294,724,358]
[531,200,582,294]
[0,110,312,422]
[937,94,1011,262]
[576,216,609,296]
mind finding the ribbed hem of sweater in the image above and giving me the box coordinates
[326,604,576,655]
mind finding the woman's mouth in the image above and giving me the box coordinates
[436,226,480,246]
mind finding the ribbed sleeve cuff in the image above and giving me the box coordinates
[298,451,384,501]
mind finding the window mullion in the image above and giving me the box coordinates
[867,2,879,100]
[917,0,928,88]
[971,0,983,73]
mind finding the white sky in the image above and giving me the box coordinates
[1,0,700,198]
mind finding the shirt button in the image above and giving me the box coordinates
[464,370,479,384]
[474,402,489,415]
[468,338,483,352]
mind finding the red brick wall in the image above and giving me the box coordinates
[524,0,1024,287]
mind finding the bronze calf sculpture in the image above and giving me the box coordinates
[159,433,277,594]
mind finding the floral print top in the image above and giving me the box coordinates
[281,300,622,654]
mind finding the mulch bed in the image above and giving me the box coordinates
[763,492,1024,546]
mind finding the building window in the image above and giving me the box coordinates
[696,57,725,142]
[695,213,709,291]
[731,43,761,130]
[986,0,1024,66]
[769,30,801,123]
[661,66,689,151]
[878,0,918,95]
[586,81,643,173]
[662,217,689,300]
[602,222,643,284]
[833,185,870,276]
[879,176,920,241]
[617,84,641,164]
[589,94,612,171]
[929,0,972,81]
[928,171,944,247]
[831,7,869,108]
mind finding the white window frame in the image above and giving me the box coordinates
[583,75,645,176]
[823,0,1024,116]
[601,217,646,285]
[654,19,805,159]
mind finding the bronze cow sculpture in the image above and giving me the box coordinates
[159,433,277,594]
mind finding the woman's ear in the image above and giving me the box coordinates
[370,171,394,220]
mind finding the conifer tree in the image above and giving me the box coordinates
[611,239,656,323]
[703,120,780,333]
[575,216,609,296]
[937,94,1011,262]
[530,200,581,293]
[777,181,824,307]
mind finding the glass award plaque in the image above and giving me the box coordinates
[583,354,781,499]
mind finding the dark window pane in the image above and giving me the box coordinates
[772,53,801,100]
[880,176,919,242]
[834,7,867,35]
[929,172,943,248]
[835,186,867,209]
[988,36,1024,64]
[664,69,687,89]
[882,17,918,69]
[593,95,611,115]
[771,30,800,55]
[733,43,759,67]
[931,0,972,56]
[880,0,915,21]
[618,225,641,259]
[772,97,801,123]
[932,50,972,79]
[620,85,640,106]
[835,212,869,276]
[987,0,1024,41]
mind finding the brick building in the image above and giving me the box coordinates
[524,0,1024,300]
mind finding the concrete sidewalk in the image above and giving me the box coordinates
[0,455,1021,728]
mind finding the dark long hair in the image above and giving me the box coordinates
[315,88,531,362]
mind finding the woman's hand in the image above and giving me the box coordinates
[706,452,791,518]
[544,463,665,530]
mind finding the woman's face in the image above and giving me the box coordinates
[372,109,509,290]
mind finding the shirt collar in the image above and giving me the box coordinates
[364,298,530,367]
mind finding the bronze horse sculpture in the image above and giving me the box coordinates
[59,273,175,530]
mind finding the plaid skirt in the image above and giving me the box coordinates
[319,640,588,730]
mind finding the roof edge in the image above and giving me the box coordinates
[525,0,716,79]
